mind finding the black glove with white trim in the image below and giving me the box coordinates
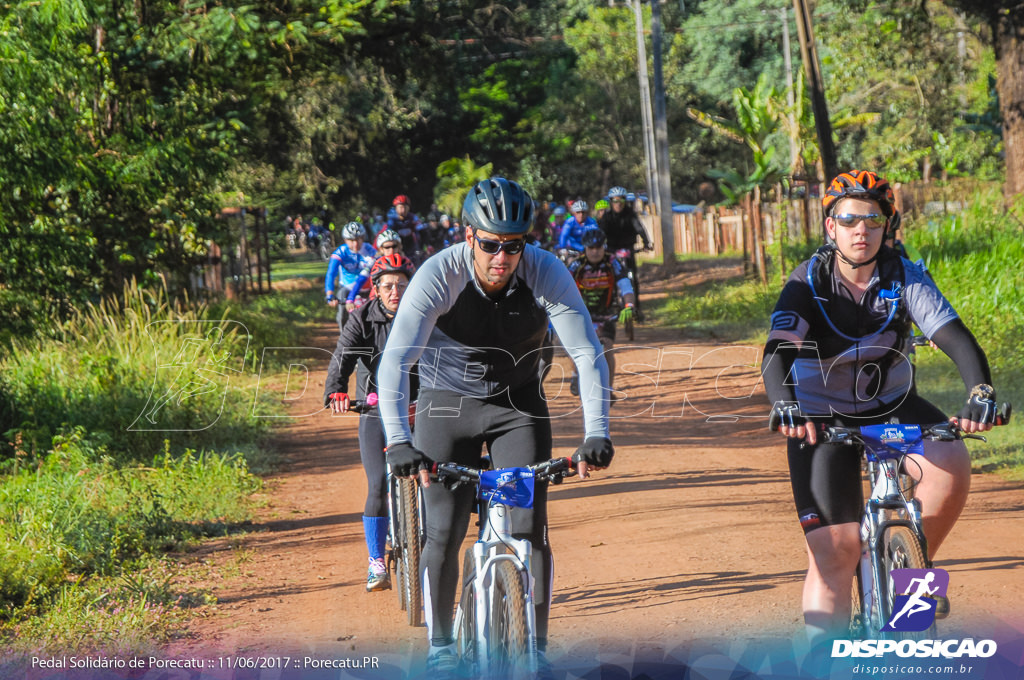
[574,437,614,468]
[956,385,997,426]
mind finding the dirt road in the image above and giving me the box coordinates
[167,266,1024,677]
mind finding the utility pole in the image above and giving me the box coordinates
[633,0,659,212]
[792,0,837,185]
[780,7,799,176]
[650,0,675,262]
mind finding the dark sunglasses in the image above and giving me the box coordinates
[473,230,526,255]
[834,213,885,229]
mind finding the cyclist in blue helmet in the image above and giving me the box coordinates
[377,177,615,677]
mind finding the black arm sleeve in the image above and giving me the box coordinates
[323,314,372,405]
[928,318,992,390]
[761,338,801,406]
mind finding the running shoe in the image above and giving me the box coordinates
[425,647,460,680]
[366,557,391,592]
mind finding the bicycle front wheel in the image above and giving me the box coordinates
[850,563,866,638]
[881,526,933,639]
[489,561,530,674]
[398,477,422,627]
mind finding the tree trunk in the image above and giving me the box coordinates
[751,186,768,285]
[994,7,1024,206]
[741,194,751,277]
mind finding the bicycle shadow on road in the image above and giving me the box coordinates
[546,468,789,503]
[550,567,805,616]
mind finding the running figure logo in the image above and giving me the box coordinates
[129,321,248,432]
[882,568,949,632]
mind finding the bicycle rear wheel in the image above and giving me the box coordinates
[398,477,422,627]
[389,477,407,613]
[880,526,933,639]
[489,561,530,674]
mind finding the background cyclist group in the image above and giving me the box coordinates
[320,171,1003,676]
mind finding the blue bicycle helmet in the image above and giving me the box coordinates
[462,178,534,235]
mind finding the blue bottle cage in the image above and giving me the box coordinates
[806,250,903,344]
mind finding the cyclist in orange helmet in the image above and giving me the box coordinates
[761,169,1000,643]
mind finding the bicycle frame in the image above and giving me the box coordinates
[856,449,927,635]
[437,458,572,676]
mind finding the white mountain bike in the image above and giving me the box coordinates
[822,408,1010,639]
[432,456,576,677]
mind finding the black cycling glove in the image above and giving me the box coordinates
[956,384,998,425]
[769,400,807,431]
[386,442,431,477]
[574,437,615,468]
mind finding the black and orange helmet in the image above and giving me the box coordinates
[822,170,896,218]
[370,253,415,284]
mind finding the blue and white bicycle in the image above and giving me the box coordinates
[432,456,576,677]
[821,407,1010,639]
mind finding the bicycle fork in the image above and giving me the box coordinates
[470,504,538,674]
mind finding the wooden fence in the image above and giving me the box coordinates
[641,178,991,282]
[189,206,273,299]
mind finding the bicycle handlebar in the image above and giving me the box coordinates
[348,400,376,414]
[821,404,1012,445]
[347,392,379,414]
[432,456,579,486]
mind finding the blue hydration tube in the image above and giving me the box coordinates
[806,250,903,344]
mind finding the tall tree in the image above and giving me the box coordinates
[949,1,1024,202]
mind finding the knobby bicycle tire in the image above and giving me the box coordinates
[399,477,422,627]
[457,550,478,671]
[490,561,530,674]
[390,477,407,613]
[880,526,933,640]
[850,565,866,638]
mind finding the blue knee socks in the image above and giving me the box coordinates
[363,515,388,561]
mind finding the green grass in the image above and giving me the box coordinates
[271,251,331,280]
[0,429,255,637]
[0,276,326,656]
[650,255,775,341]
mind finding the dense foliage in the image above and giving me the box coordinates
[0,0,1008,345]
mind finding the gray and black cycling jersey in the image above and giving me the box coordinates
[765,251,958,417]
[378,242,611,446]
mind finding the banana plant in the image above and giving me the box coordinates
[687,72,786,202]
[434,156,494,217]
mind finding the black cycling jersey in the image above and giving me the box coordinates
[763,247,958,417]
[567,254,633,318]
[323,298,418,403]
[598,207,650,251]
[378,242,610,446]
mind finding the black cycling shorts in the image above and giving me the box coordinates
[788,393,946,534]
